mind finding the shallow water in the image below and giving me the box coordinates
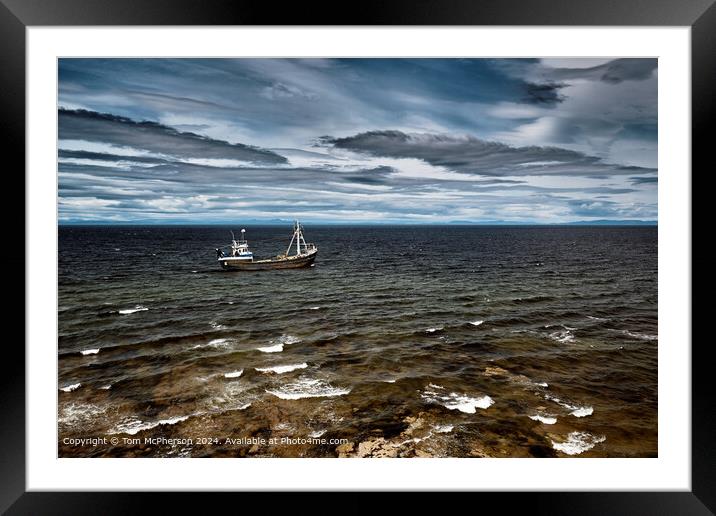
[58,225,657,457]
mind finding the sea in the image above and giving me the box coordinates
[58,225,658,458]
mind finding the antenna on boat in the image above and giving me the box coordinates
[241,228,246,241]
[230,230,235,241]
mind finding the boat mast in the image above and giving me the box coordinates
[286,222,297,256]
[296,221,301,256]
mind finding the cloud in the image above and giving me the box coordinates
[629,176,658,185]
[58,108,287,164]
[523,82,566,104]
[56,58,657,224]
[325,130,655,177]
[260,82,318,101]
[549,59,657,84]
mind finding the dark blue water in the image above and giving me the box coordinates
[58,225,657,457]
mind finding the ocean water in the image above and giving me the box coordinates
[58,225,657,458]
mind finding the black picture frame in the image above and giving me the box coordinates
[2,0,710,513]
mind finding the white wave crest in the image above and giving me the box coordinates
[60,383,81,392]
[570,406,594,418]
[255,363,308,374]
[529,414,557,425]
[111,415,190,436]
[257,343,283,353]
[425,327,443,333]
[266,377,350,400]
[80,348,100,355]
[224,369,244,378]
[469,320,484,326]
[545,394,593,418]
[118,305,148,315]
[421,385,494,414]
[551,431,605,455]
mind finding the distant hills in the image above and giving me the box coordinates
[560,219,657,226]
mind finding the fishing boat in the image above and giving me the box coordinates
[215,221,318,271]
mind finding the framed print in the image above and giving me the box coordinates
[3,0,711,512]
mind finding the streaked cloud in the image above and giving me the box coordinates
[59,108,286,164]
[57,58,658,224]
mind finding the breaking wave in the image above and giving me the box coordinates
[118,305,148,315]
[60,383,81,392]
[111,415,190,436]
[551,431,605,455]
[255,363,308,374]
[266,377,351,400]
[420,384,494,413]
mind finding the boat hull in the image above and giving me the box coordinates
[219,250,317,271]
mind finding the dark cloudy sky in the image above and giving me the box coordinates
[58,58,657,224]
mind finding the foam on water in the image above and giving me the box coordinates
[309,429,327,438]
[257,343,283,353]
[622,330,657,341]
[111,414,190,436]
[207,381,254,413]
[194,338,233,350]
[257,334,301,353]
[551,431,606,455]
[545,394,593,417]
[469,320,484,326]
[59,402,107,428]
[421,385,494,413]
[529,414,557,424]
[433,424,454,433]
[425,327,443,333]
[118,305,149,315]
[309,306,321,310]
[277,334,301,345]
[570,406,594,417]
[80,348,100,355]
[255,363,308,374]
[100,384,112,390]
[210,321,228,330]
[266,377,351,400]
[224,369,244,378]
[549,329,575,343]
[60,383,81,392]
